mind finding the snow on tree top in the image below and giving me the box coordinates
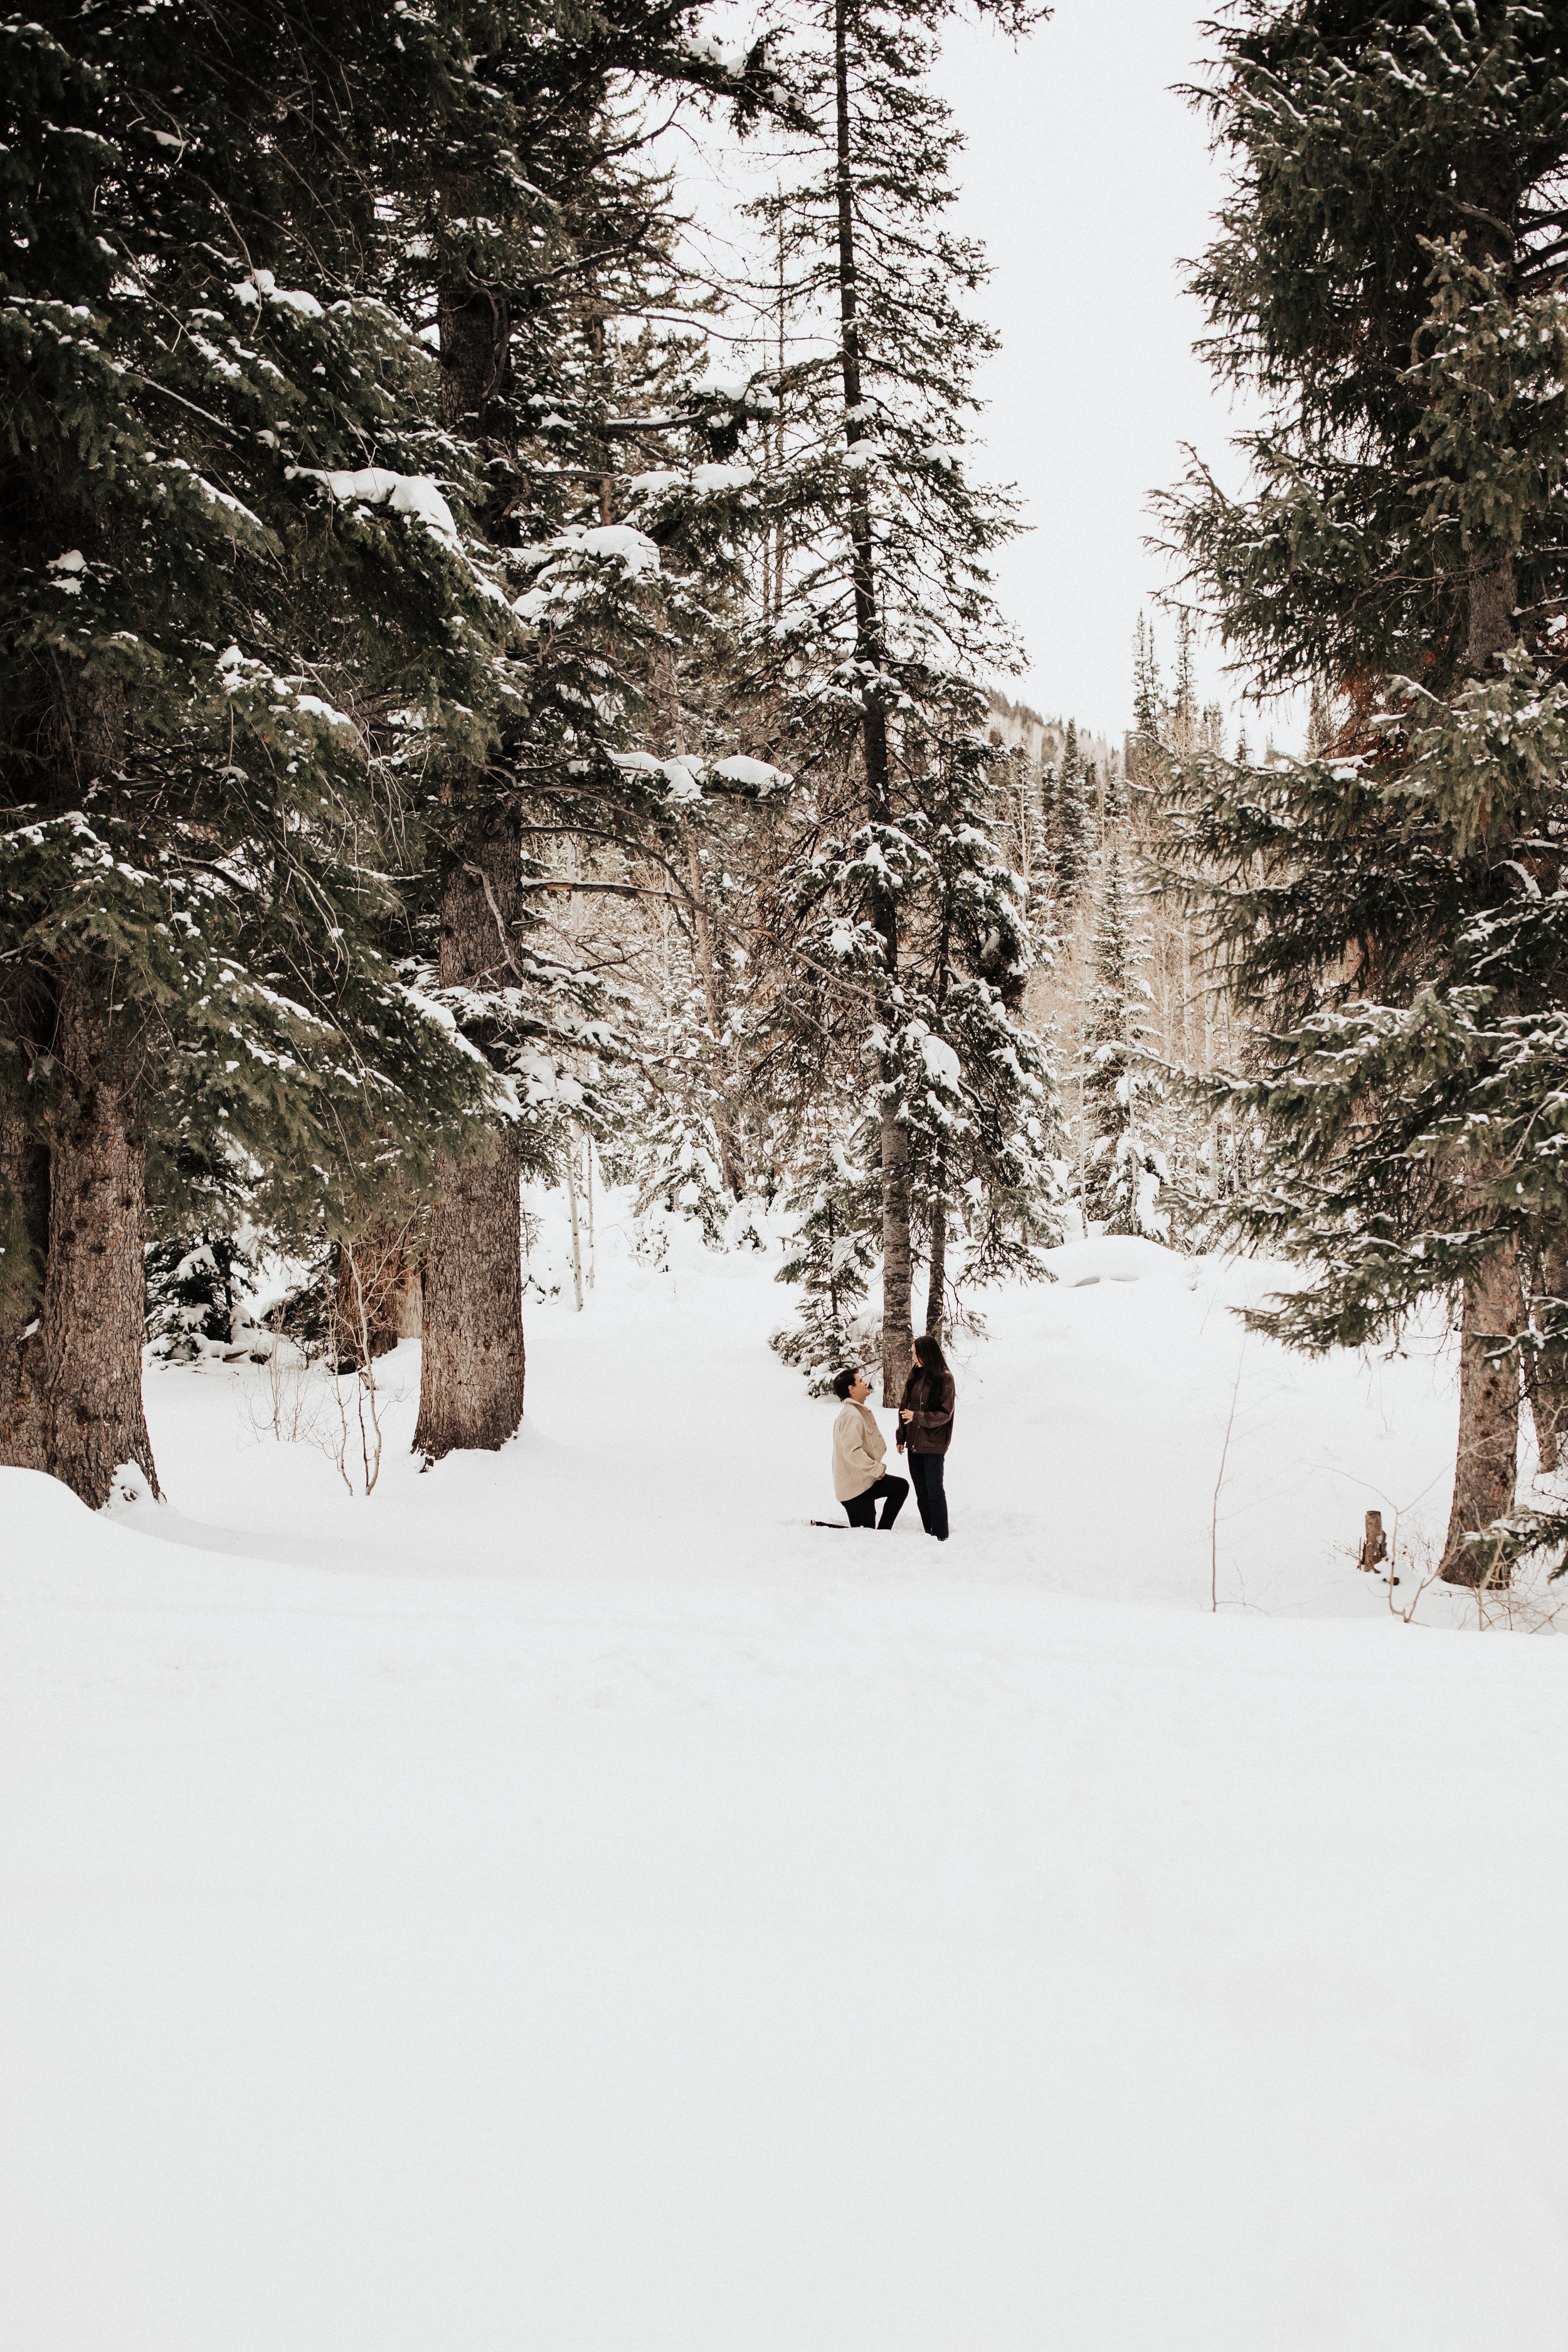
[285,466,459,547]
[913,1027,963,1092]
[574,524,660,575]
[711,756,787,792]
[233,271,325,319]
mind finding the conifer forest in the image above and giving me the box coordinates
[6,8,1568,2346]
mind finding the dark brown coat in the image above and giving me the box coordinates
[898,1365,955,1456]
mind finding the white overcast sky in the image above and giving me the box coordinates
[683,1,1275,743]
[938,0,1248,738]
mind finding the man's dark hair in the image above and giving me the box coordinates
[832,1367,859,1401]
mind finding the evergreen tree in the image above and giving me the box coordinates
[1131,615,1162,770]
[144,1238,258,1365]
[901,729,1062,1325]
[771,1125,882,1388]
[631,915,739,1251]
[1083,840,1163,1236]
[773,712,1062,1373]
[0,3,511,1505]
[744,0,1049,1400]
[1165,0,1568,1583]
[369,4,779,1459]
[1049,718,1095,903]
[1017,744,1052,896]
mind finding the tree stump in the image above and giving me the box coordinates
[1358,1509,1388,1574]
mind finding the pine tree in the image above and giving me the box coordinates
[1165,0,1568,1584]
[1017,744,1052,893]
[632,922,738,1251]
[771,1125,882,1388]
[372,5,778,1459]
[1131,615,1162,772]
[746,0,1047,1401]
[901,728,1062,1325]
[1049,719,1095,903]
[771,712,1062,1375]
[0,4,513,1505]
[1083,840,1163,1236]
[144,1238,257,1365]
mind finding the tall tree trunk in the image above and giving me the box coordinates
[1440,1233,1522,1587]
[834,0,906,1404]
[1438,543,1524,1580]
[924,1200,947,1342]
[0,1108,51,1473]
[415,1136,524,1457]
[0,644,157,1505]
[564,1130,585,1313]
[413,822,526,1460]
[1467,545,1517,677]
[1527,1228,1568,1475]
[413,271,527,1459]
[31,970,158,1505]
[880,1108,913,1404]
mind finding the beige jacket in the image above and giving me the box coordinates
[832,1399,887,1502]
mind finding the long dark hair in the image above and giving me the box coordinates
[912,1333,948,1375]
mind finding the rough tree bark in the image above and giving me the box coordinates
[30,968,159,1503]
[0,1108,51,1473]
[412,272,527,1459]
[923,1200,946,1342]
[879,1110,913,1402]
[0,970,159,1505]
[1467,551,1518,675]
[834,0,911,1406]
[1527,1228,1568,1475]
[1440,1229,1523,1586]
[0,648,159,1505]
[413,819,526,1460]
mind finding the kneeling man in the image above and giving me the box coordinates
[831,1368,908,1530]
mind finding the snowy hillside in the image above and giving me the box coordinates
[4,1222,1568,2350]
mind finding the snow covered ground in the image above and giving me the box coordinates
[4,1216,1568,2348]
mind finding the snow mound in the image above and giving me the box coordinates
[2,1465,142,1569]
[1044,1234,1189,1288]
[6,1463,99,1534]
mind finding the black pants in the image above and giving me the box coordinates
[908,1450,949,1540]
[844,1472,908,1529]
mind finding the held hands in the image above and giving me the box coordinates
[899,1409,913,1422]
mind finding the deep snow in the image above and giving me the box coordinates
[4,1221,1567,2348]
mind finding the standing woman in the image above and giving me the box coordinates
[897,1335,956,1540]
